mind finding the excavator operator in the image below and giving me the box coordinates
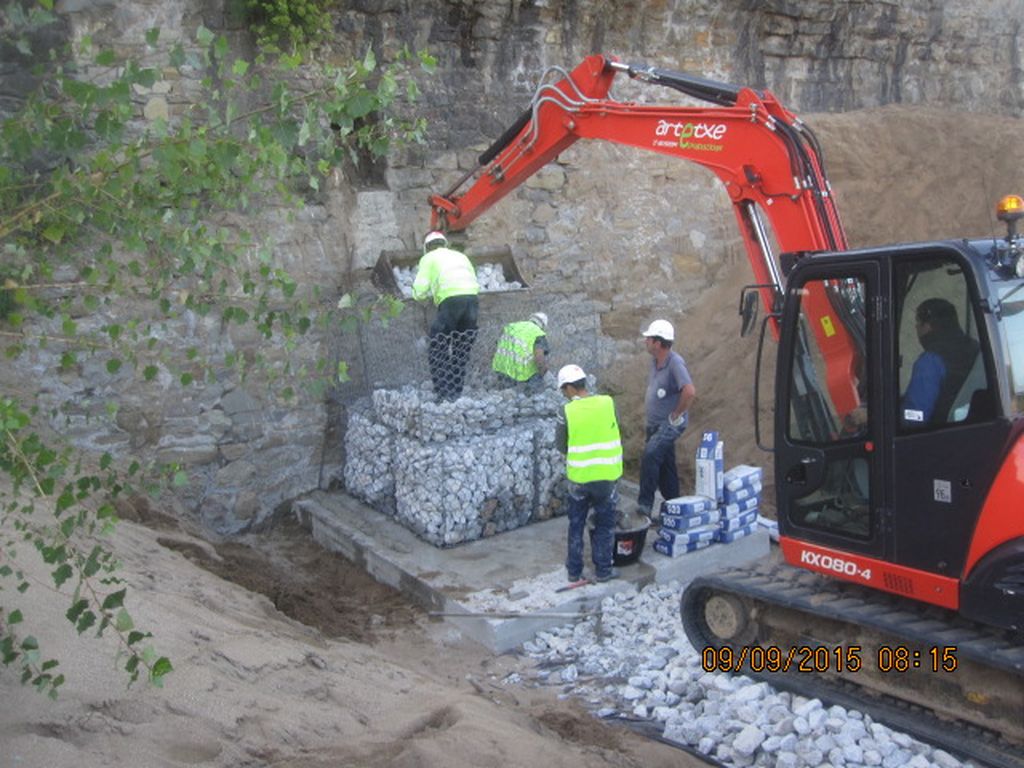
[902,298,979,426]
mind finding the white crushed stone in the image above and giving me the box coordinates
[517,580,977,768]
[393,263,522,297]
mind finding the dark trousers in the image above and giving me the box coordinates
[638,421,686,513]
[428,294,478,400]
[566,480,617,580]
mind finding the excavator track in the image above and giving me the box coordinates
[680,560,1024,768]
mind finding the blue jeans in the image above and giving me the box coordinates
[638,421,686,513]
[566,480,618,580]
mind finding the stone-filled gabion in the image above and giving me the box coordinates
[343,405,396,515]
[344,384,568,546]
[394,425,535,545]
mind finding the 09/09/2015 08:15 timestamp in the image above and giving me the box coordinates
[701,644,959,674]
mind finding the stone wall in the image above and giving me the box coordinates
[4,0,1023,532]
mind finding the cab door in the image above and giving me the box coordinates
[775,260,887,558]
[889,248,1006,579]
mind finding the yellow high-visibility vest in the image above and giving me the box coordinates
[492,321,546,381]
[564,395,623,484]
[411,247,479,305]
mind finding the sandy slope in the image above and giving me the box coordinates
[0,503,695,768]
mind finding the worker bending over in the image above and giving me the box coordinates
[555,364,622,584]
[412,231,480,401]
[492,312,550,389]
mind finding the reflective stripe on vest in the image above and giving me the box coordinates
[492,321,545,381]
[564,395,623,484]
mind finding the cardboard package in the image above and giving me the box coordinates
[694,431,724,502]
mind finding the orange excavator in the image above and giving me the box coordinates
[429,54,1023,760]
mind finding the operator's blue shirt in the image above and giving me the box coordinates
[902,351,946,423]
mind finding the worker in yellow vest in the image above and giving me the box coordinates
[491,312,549,389]
[412,231,480,401]
[555,364,623,584]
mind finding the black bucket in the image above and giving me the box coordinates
[590,522,650,566]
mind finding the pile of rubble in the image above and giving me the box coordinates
[392,264,523,297]
[344,384,565,546]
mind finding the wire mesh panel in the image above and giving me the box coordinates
[335,283,604,546]
[351,291,601,399]
[344,385,568,546]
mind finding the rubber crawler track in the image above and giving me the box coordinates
[681,560,1024,768]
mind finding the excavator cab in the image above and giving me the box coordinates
[773,207,1024,630]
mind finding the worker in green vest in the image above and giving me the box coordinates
[412,231,480,400]
[491,312,549,389]
[554,364,623,584]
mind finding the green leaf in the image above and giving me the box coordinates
[52,563,73,588]
[7,609,23,625]
[150,656,173,683]
[180,372,194,386]
[56,487,75,514]
[362,47,376,72]
[76,610,96,634]
[42,224,65,244]
[145,27,160,46]
[232,59,249,76]
[127,631,147,646]
[143,365,158,381]
[196,25,214,46]
[172,470,188,488]
[106,358,122,374]
[66,599,88,624]
[95,49,117,67]
[101,588,126,611]
[114,608,133,632]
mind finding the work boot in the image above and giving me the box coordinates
[595,568,619,583]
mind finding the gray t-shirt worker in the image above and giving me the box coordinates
[638,319,696,517]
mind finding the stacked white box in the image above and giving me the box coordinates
[658,525,717,547]
[718,523,758,543]
[653,535,714,557]
[661,508,717,531]
[694,431,724,503]
[716,463,763,543]
[655,494,717,556]
[719,509,758,532]
[724,480,762,504]
[664,494,716,516]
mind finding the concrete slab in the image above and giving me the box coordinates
[293,486,770,653]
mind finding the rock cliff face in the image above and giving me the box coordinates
[5,0,1024,530]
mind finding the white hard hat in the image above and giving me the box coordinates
[530,312,548,330]
[557,364,586,389]
[641,319,675,341]
[423,230,448,250]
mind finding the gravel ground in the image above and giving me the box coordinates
[518,581,973,768]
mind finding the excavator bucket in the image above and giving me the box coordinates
[371,244,529,299]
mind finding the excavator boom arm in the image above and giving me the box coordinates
[430,54,858,415]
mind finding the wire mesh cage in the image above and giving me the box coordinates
[332,282,604,547]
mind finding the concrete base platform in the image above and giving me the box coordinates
[293,487,770,653]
